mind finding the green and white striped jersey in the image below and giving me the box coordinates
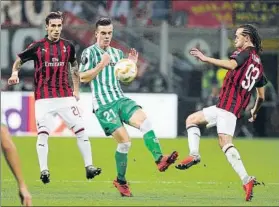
[79,44,125,110]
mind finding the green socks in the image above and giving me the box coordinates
[115,151,128,182]
[143,130,163,162]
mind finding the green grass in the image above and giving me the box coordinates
[1,137,279,206]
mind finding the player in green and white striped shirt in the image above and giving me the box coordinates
[79,17,178,197]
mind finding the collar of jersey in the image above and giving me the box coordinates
[44,35,61,44]
[94,43,110,53]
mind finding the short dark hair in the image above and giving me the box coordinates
[95,17,112,29]
[45,11,63,25]
[239,24,262,54]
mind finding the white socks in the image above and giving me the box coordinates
[36,132,49,172]
[139,118,153,134]
[187,124,201,156]
[222,143,249,184]
[75,128,93,167]
[37,126,93,170]
[116,142,132,154]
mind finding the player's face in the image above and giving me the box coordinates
[46,19,63,41]
[234,28,249,49]
[95,24,113,48]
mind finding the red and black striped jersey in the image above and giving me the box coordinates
[17,36,76,100]
[217,47,267,118]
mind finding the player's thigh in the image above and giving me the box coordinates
[216,108,237,137]
[35,101,53,133]
[191,105,218,127]
[118,98,142,127]
[128,109,146,129]
[112,126,131,143]
[95,105,123,136]
[57,106,84,130]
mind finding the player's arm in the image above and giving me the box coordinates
[249,75,268,122]
[1,126,32,206]
[68,43,80,100]
[71,60,80,100]
[79,50,110,83]
[8,42,37,85]
[11,56,23,76]
[204,58,237,70]
[253,87,265,113]
[190,48,249,70]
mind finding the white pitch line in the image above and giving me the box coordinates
[2,179,279,185]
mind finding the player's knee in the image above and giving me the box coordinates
[218,134,233,149]
[37,126,50,137]
[139,118,153,134]
[116,142,131,153]
[186,114,198,127]
[72,123,86,138]
[130,109,146,128]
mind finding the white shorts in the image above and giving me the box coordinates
[35,97,83,133]
[1,110,7,126]
[203,105,237,136]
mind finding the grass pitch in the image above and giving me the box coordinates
[1,137,279,206]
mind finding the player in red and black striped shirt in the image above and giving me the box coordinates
[176,24,267,201]
[8,11,101,184]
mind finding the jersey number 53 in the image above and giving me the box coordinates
[241,64,260,91]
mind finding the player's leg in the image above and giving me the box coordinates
[176,105,217,170]
[57,104,101,180]
[35,101,52,184]
[217,109,258,201]
[111,127,132,197]
[120,98,178,172]
[95,104,132,197]
[1,124,32,206]
[36,114,52,184]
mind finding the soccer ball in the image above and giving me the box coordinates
[114,58,137,83]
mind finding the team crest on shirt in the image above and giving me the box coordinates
[63,46,66,52]
[109,61,116,66]
[81,55,88,65]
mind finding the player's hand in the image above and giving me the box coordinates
[8,73,20,85]
[73,90,80,101]
[248,108,257,122]
[19,186,32,206]
[128,48,138,64]
[100,53,110,67]
[189,48,208,62]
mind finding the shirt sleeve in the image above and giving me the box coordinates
[17,42,38,64]
[79,48,95,72]
[69,43,77,64]
[255,74,268,88]
[230,50,250,68]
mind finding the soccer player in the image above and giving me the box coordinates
[7,11,101,184]
[1,111,32,206]
[79,17,178,197]
[176,24,266,201]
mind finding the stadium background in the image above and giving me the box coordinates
[1,1,279,206]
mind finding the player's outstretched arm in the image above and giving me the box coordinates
[249,87,265,122]
[190,48,238,70]
[80,53,110,83]
[1,125,32,206]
